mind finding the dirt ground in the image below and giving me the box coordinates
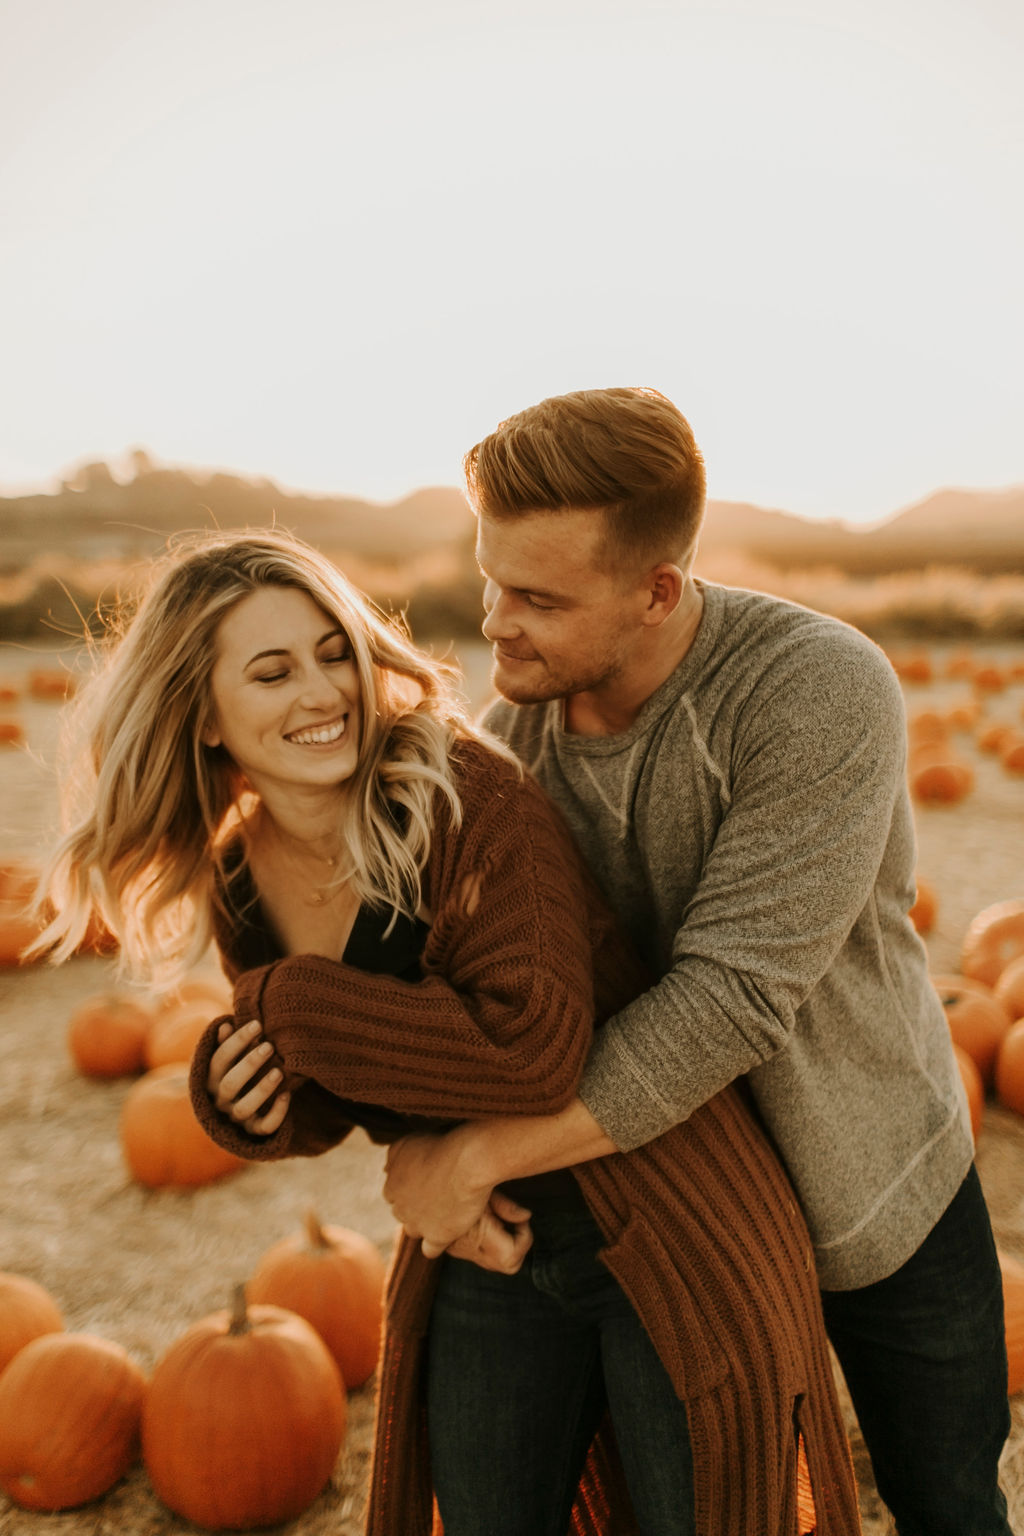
[1,636,1023,1536]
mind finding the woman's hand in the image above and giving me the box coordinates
[206,1019,293,1136]
[445,1192,533,1274]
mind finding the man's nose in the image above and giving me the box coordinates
[481,581,518,641]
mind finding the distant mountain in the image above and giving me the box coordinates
[696,487,1024,575]
[0,463,1021,574]
[0,470,475,568]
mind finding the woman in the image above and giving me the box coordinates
[38,528,859,1536]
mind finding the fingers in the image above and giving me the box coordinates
[206,1018,262,1094]
[433,1210,534,1274]
[206,1019,288,1130]
[488,1190,531,1225]
[224,1065,284,1124]
[242,1090,291,1138]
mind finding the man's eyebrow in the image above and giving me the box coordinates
[475,566,567,604]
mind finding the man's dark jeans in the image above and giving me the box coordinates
[821,1163,1012,1536]
[425,1198,696,1536]
[426,1165,1011,1536]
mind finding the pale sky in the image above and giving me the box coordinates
[1,0,1021,523]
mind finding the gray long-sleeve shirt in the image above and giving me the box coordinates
[485,579,973,1289]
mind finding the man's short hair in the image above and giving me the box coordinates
[464,387,707,571]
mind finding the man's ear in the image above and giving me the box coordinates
[642,563,685,625]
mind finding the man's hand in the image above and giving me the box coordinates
[384,1127,527,1260]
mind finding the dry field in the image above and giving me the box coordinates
[1,636,1023,1536]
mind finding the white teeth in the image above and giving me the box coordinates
[287,720,346,746]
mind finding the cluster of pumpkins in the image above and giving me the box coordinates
[0,1211,387,1527]
[1,864,389,1526]
[911,890,1024,1137]
[911,888,1024,1395]
[66,975,256,1189]
[0,666,75,749]
[888,649,1024,805]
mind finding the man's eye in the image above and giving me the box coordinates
[524,596,554,611]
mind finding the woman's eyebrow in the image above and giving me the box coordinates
[244,629,346,667]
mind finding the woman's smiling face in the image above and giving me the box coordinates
[203,585,362,798]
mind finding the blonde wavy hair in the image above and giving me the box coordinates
[35,527,496,983]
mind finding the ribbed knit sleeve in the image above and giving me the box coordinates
[189,741,600,1153]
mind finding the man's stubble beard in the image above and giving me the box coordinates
[490,650,623,707]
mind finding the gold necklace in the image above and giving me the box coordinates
[260,816,347,907]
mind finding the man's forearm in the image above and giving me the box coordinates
[383,1096,620,1261]
[455,1095,620,1190]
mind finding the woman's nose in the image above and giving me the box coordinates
[298,666,345,708]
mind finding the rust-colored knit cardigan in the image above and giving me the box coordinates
[189,737,861,1536]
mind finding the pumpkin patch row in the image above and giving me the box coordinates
[931,899,1024,1135]
[0,1214,386,1525]
[63,978,262,1190]
[906,699,1024,805]
[67,974,232,1078]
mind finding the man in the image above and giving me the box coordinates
[384,386,1011,1534]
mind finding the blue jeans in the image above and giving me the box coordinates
[425,1199,696,1536]
[821,1163,1012,1536]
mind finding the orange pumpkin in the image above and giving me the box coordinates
[0,899,43,967]
[908,877,938,935]
[68,994,154,1078]
[995,1020,1024,1117]
[248,1211,387,1389]
[909,759,973,805]
[977,722,1016,754]
[1001,738,1024,775]
[0,682,21,703]
[891,651,932,683]
[994,957,1024,1024]
[144,1004,218,1070]
[961,900,1024,987]
[27,667,75,702]
[0,1273,64,1374]
[1000,1251,1024,1395]
[931,974,1010,1085]
[0,860,45,966]
[973,664,1008,694]
[944,649,975,680]
[142,1285,347,1529]
[152,974,232,1017]
[945,701,981,732]
[953,1044,984,1141]
[119,1064,245,1187]
[907,711,949,749]
[0,717,25,746]
[0,1333,146,1510]
[0,860,39,905]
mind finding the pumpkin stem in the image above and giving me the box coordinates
[305,1208,330,1249]
[228,1282,252,1335]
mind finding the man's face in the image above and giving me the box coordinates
[475,509,646,705]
